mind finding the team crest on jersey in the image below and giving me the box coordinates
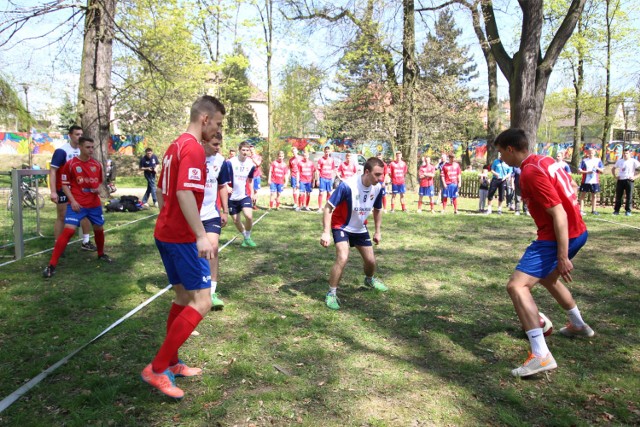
[76,166,83,173]
[90,166,97,172]
[77,176,84,184]
[61,174,67,181]
[188,168,202,181]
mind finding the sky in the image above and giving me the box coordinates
[1,0,638,124]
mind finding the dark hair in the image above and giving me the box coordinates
[494,128,529,151]
[189,95,226,122]
[623,148,630,153]
[238,141,251,150]
[69,125,82,134]
[364,157,384,172]
[482,164,490,170]
[79,136,94,144]
[145,148,153,153]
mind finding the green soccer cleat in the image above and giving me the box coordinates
[241,237,257,247]
[325,293,340,310]
[211,292,225,310]
[364,277,388,292]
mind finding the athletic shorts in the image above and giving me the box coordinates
[299,182,312,193]
[270,183,284,193]
[419,185,434,197]
[516,231,588,279]
[253,177,261,191]
[155,239,211,290]
[65,205,104,227]
[228,197,253,215]
[290,177,298,188]
[56,189,68,204]
[319,177,333,192]
[579,183,600,193]
[441,184,459,199]
[392,184,406,194]
[332,229,372,247]
[379,184,386,196]
[202,217,222,235]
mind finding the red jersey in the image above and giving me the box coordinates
[520,154,586,241]
[297,159,316,183]
[270,160,288,184]
[441,162,461,185]
[388,160,408,185]
[155,133,207,243]
[379,162,388,184]
[252,154,263,178]
[317,156,336,179]
[61,157,103,208]
[418,164,436,187]
[338,161,357,179]
[288,154,301,174]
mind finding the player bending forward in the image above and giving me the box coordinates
[320,157,388,310]
[494,129,595,378]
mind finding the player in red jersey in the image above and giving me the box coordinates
[376,152,388,211]
[288,147,302,208]
[141,96,225,399]
[42,137,112,278]
[417,156,436,213]
[296,150,316,211]
[338,152,358,180]
[316,146,336,211]
[388,151,408,212]
[268,150,289,209]
[494,129,594,378]
[440,154,462,214]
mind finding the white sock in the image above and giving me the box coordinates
[246,230,251,238]
[365,276,373,283]
[211,281,217,294]
[83,234,90,244]
[526,328,550,357]
[567,306,586,328]
[328,287,337,295]
[242,231,249,238]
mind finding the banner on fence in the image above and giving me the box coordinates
[0,132,144,156]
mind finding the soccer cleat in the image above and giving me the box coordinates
[294,206,301,211]
[304,206,312,211]
[389,209,395,213]
[316,208,323,213]
[241,237,257,248]
[454,210,459,215]
[42,265,56,278]
[580,210,586,217]
[211,292,225,310]
[81,241,98,251]
[559,323,595,338]
[591,211,600,216]
[612,211,619,216]
[364,277,388,292]
[511,352,557,377]
[486,207,492,215]
[168,360,203,377]
[497,209,502,215]
[141,364,184,399]
[325,293,340,310]
[515,211,521,216]
[98,254,113,263]
[625,211,632,217]
[417,209,422,213]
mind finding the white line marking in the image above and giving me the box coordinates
[590,217,640,231]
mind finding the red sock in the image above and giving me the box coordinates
[167,303,186,366]
[418,201,422,209]
[305,194,310,207]
[94,228,105,256]
[293,193,298,205]
[453,199,458,211]
[391,202,395,210]
[401,203,406,211]
[152,306,203,373]
[382,196,387,209]
[318,194,323,209]
[49,227,75,267]
[270,200,274,208]
[442,198,448,209]
[276,200,280,208]
[430,201,434,210]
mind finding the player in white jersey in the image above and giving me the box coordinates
[200,133,230,309]
[226,141,257,247]
[320,157,388,310]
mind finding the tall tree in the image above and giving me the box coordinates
[255,0,275,166]
[0,74,33,131]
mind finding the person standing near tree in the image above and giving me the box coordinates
[337,152,358,181]
[288,147,302,208]
[316,146,336,212]
[48,125,96,250]
[296,150,316,211]
[486,152,513,215]
[227,141,257,247]
[141,95,225,399]
[612,148,640,216]
[140,147,160,207]
[268,150,289,210]
[388,151,408,212]
[440,154,462,214]
[493,128,594,378]
[417,156,436,213]
[578,148,604,216]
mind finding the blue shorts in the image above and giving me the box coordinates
[228,197,253,215]
[155,239,211,290]
[332,229,372,247]
[56,189,68,204]
[579,183,600,193]
[65,205,105,227]
[379,184,386,196]
[270,183,284,193]
[253,177,261,191]
[319,177,333,192]
[290,177,298,188]
[299,182,312,193]
[392,184,405,194]
[202,217,222,235]
[419,186,434,197]
[442,184,459,199]
[516,231,588,279]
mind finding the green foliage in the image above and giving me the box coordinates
[0,74,33,131]
[56,95,78,132]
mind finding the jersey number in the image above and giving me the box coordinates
[161,155,173,195]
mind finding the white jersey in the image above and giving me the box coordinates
[50,143,80,169]
[227,156,255,201]
[614,157,640,180]
[200,153,230,221]
[328,175,383,234]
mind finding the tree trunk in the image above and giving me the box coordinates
[600,0,614,163]
[399,0,418,189]
[78,0,116,169]
[485,41,499,165]
[570,57,584,171]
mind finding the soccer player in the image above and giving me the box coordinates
[42,137,112,278]
[296,150,316,211]
[555,152,571,174]
[316,146,336,212]
[417,156,436,213]
[493,128,594,378]
[578,148,604,215]
[227,141,257,247]
[612,148,640,216]
[141,95,224,400]
[320,157,388,310]
[268,150,289,210]
[48,125,96,250]
[288,147,302,208]
[441,154,462,214]
[388,151,408,212]
[486,152,513,214]
[250,145,263,210]
[200,132,230,310]
[376,152,388,212]
[337,152,357,181]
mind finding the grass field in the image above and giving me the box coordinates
[0,194,638,426]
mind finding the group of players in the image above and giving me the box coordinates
[40,96,596,400]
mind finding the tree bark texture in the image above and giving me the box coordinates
[400,0,418,189]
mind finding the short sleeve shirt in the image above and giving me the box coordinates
[201,153,230,221]
[50,143,80,190]
[317,156,336,179]
[329,175,383,233]
[491,159,512,179]
[140,154,160,178]
[614,158,640,180]
[61,157,103,208]
[418,164,435,187]
[270,160,289,184]
[297,159,316,183]
[388,160,408,185]
[227,156,256,200]
[441,162,461,185]
[338,161,357,179]
[579,157,603,184]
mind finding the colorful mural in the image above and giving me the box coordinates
[109,135,144,155]
[361,140,391,158]
[0,132,144,156]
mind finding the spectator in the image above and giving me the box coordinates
[578,148,604,216]
[139,148,159,207]
[612,148,640,216]
[478,165,490,213]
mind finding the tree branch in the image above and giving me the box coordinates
[541,0,587,74]
[480,0,513,78]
